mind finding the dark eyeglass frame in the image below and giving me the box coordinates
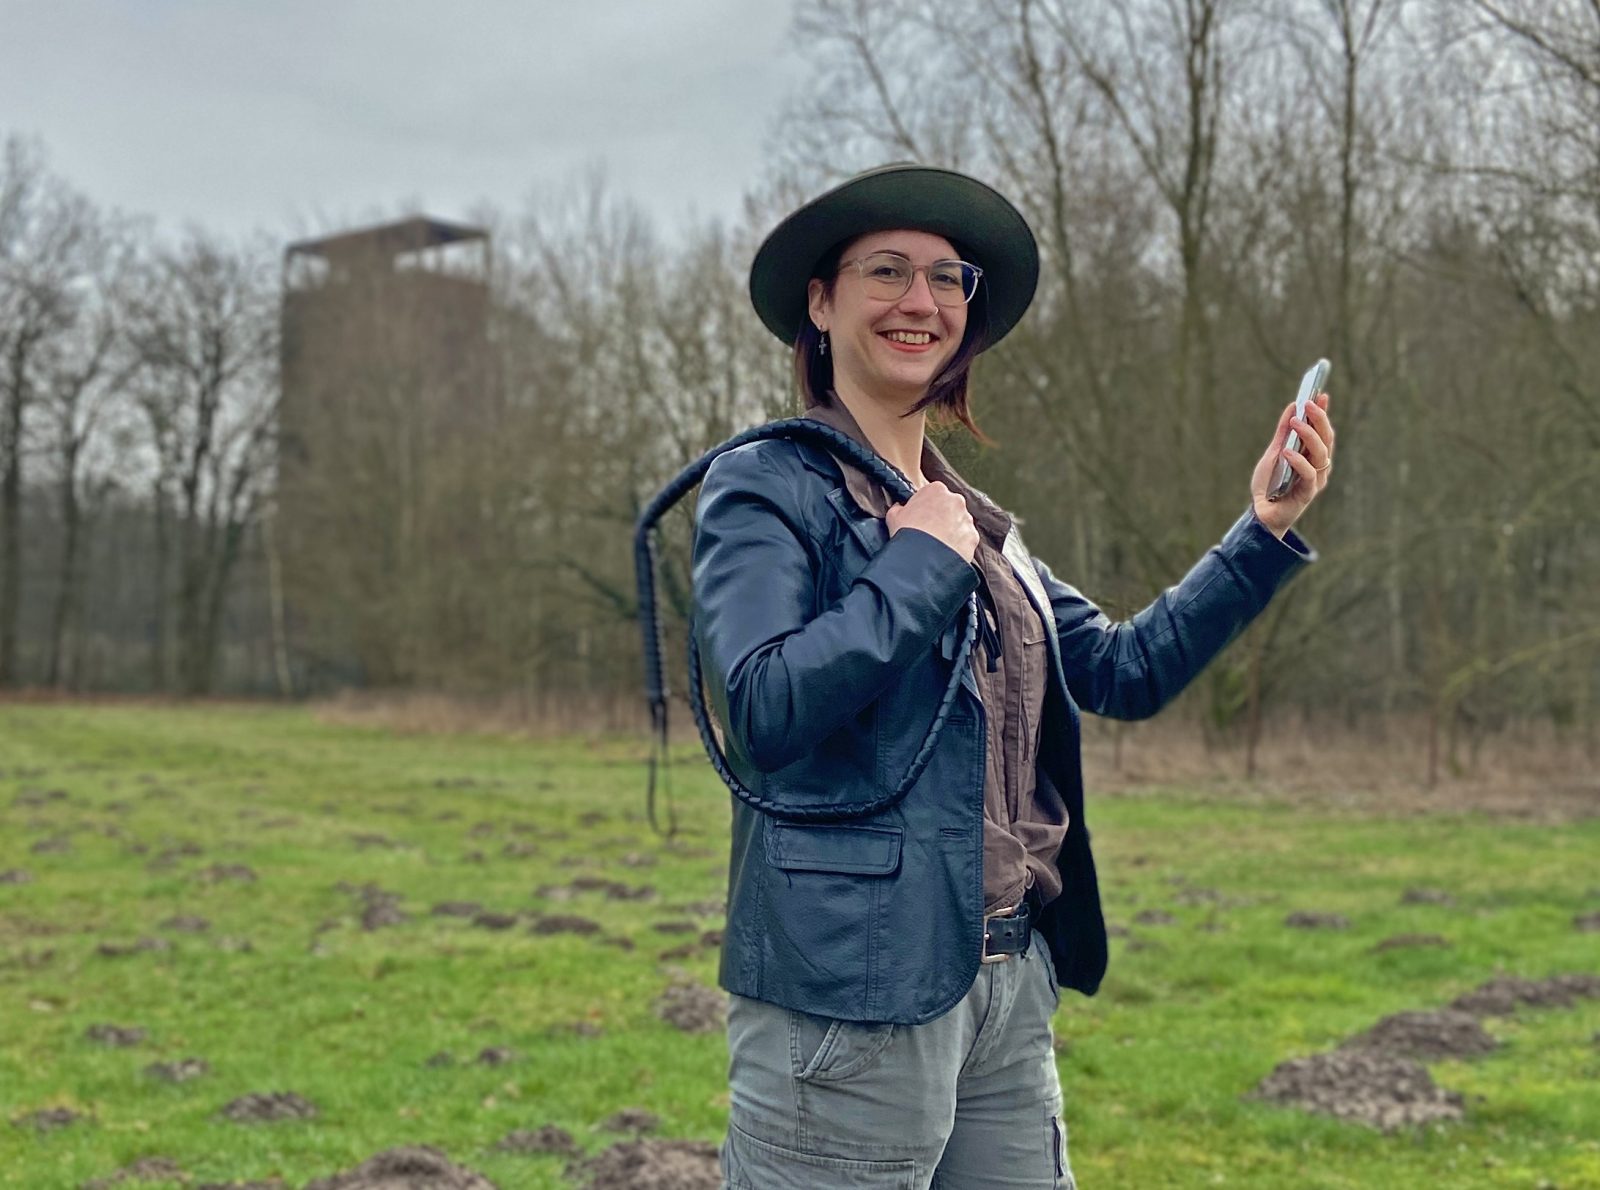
[835,250,985,306]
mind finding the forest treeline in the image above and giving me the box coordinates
[1,0,1596,777]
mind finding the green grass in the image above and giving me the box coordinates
[1,703,1597,1188]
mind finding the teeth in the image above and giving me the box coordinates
[884,331,932,344]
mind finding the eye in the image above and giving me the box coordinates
[930,266,964,288]
[867,260,908,280]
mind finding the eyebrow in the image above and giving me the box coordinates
[859,248,963,261]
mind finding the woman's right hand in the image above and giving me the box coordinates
[887,481,979,564]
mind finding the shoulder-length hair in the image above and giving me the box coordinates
[791,235,995,446]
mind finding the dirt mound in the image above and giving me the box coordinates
[1575,912,1600,933]
[470,912,519,931]
[218,1092,319,1123]
[97,937,172,957]
[495,1125,580,1156]
[1371,933,1451,953]
[144,1058,210,1082]
[1132,909,1174,926]
[159,914,211,932]
[555,1020,605,1038]
[302,1144,496,1189]
[652,921,698,935]
[197,863,256,883]
[1401,888,1457,907]
[430,901,482,918]
[0,868,31,883]
[361,900,409,930]
[81,1155,185,1188]
[195,1181,286,1189]
[475,1047,518,1066]
[12,1106,85,1131]
[601,1108,660,1133]
[0,946,55,970]
[83,1023,146,1047]
[529,915,601,936]
[541,879,657,903]
[14,787,69,807]
[655,982,726,1034]
[1284,911,1350,930]
[334,883,410,931]
[1340,1010,1499,1061]
[1248,1050,1463,1131]
[677,900,726,918]
[564,1138,720,1190]
[1449,973,1600,1016]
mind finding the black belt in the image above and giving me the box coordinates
[981,887,1042,964]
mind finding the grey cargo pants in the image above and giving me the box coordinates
[719,926,1076,1188]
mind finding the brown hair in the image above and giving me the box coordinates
[792,235,995,446]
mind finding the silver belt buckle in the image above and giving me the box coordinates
[980,900,1023,964]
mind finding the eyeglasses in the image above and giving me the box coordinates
[836,251,983,306]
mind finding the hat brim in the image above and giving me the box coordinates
[749,163,1039,352]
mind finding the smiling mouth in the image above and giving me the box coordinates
[879,330,936,345]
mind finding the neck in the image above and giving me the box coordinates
[831,378,928,488]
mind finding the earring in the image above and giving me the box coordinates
[818,330,829,356]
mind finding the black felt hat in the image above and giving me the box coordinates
[749,161,1039,352]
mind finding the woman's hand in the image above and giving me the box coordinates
[1250,391,1334,539]
[887,481,979,563]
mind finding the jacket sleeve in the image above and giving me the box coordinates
[692,443,981,773]
[1032,502,1318,721]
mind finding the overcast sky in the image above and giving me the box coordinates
[0,0,806,243]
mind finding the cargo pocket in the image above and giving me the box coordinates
[723,1119,917,1189]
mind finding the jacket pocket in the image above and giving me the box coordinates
[765,823,903,876]
[761,822,904,1012]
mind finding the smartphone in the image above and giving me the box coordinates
[1266,358,1331,502]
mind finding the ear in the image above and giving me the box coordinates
[806,278,828,331]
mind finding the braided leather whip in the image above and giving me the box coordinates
[633,418,980,834]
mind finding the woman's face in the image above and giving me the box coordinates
[807,228,968,405]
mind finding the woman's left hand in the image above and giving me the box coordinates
[1250,390,1334,539]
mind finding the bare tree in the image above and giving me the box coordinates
[37,234,132,688]
[123,229,278,695]
[0,134,101,685]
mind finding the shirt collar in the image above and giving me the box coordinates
[800,393,1011,544]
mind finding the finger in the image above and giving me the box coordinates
[1275,401,1295,446]
[1282,446,1312,490]
[1310,399,1335,448]
[1291,418,1326,463]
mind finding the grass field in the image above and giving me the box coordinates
[2,701,1597,1189]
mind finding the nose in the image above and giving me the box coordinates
[897,267,938,315]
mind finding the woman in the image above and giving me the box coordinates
[692,162,1333,1189]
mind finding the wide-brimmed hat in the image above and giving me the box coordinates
[749,161,1039,352]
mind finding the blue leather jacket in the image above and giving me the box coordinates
[691,435,1317,1025]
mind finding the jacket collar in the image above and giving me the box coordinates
[798,394,1011,545]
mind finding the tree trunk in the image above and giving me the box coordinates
[150,481,170,692]
[0,351,23,686]
[45,458,81,687]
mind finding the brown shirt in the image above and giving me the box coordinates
[800,395,1067,914]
